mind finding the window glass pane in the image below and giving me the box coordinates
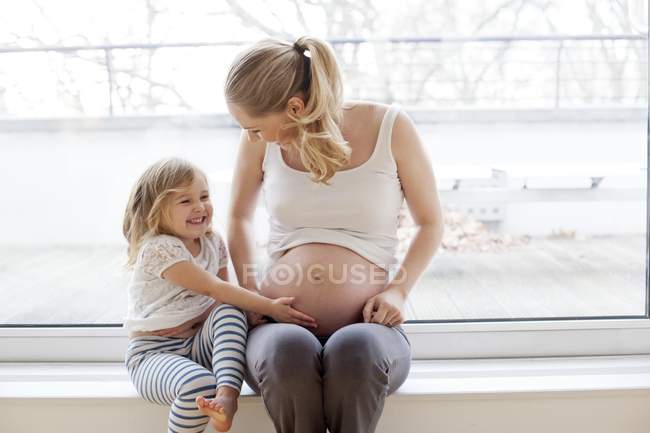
[0,0,647,325]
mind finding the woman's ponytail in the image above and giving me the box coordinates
[225,36,351,184]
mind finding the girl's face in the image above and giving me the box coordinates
[227,102,296,149]
[164,174,213,242]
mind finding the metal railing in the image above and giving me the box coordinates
[0,35,646,117]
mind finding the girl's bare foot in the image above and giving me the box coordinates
[196,386,239,432]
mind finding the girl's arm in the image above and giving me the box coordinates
[161,260,316,327]
[146,265,255,338]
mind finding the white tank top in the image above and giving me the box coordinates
[261,104,404,281]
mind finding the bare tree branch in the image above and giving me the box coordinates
[290,0,309,31]
[474,0,522,33]
[224,0,293,39]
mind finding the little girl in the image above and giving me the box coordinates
[123,157,317,433]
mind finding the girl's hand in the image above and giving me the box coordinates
[267,297,318,329]
[246,310,268,328]
[362,288,406,326]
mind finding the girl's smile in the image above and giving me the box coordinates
[187,216,208,225]
[165,174,213,250]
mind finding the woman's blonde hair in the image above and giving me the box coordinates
[225,36,350,184]
[122,157,210,266]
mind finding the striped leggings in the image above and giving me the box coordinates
[125,304,248,433]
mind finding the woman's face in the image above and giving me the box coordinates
[227,102,295,149]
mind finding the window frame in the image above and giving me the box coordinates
[1,317,649,362]
[1,31,648,364]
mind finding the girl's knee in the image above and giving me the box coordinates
[178,372,218,400]
[211,303,247,322]
[209,304,248,336]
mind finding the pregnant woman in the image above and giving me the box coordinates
[225,36,443,433]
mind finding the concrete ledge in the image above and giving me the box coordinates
[2,356,650,433]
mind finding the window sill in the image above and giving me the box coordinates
[4,319,650,361]
[2,355,650,400]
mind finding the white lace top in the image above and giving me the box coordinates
[124,232,229,332]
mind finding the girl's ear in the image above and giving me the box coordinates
[286,96,305,115]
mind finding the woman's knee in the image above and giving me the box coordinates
[323,323,390,381]
[324,323,411,395]
[248,324,322,386]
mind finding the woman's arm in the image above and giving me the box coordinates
[227,130,266,291]
[363,109,444,326]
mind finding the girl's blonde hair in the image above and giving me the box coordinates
[122,157,210,266]
[225,36,350,184]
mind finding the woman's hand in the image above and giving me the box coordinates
[362,287,406,326]
[267,297,318,329]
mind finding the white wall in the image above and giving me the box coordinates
[2,390,650,433]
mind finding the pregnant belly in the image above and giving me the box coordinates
[258,243,388,337]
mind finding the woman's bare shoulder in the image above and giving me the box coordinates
[342,100,390,124]
[236,129,267,168]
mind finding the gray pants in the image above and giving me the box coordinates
[244,322,411,433]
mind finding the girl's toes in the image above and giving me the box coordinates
[196,396,206,408]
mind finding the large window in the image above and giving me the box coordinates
[0,0,648,360]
